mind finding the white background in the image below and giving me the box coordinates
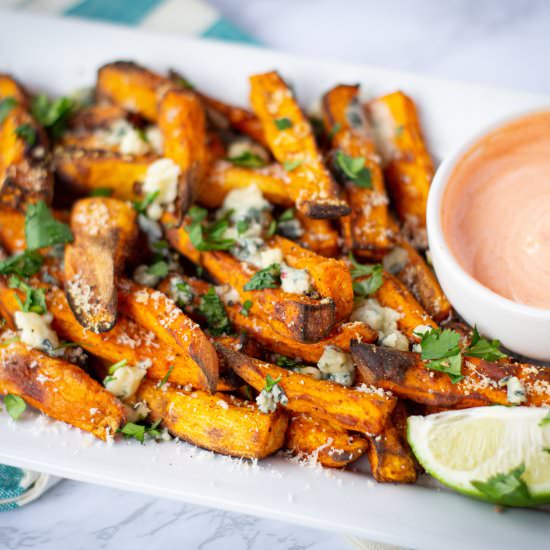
[1,1,550,549]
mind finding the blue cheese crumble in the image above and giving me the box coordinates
[317,346,355,386]
[256,382,288,414]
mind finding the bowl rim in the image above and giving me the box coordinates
[427,106,550,320]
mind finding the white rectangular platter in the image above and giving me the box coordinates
[1,11,549,550]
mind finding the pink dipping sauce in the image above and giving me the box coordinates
[442,111,550,310]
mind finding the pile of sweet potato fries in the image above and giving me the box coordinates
[0,62,548,484]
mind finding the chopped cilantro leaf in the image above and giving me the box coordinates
[275,117,292,130]
[227,151,265,168]
[472,464,532,507]
[283,159,302,172]
[147,260,169,278]
[328,122,342,140]
[275,355,299,369]
[25,200,73,250]
[0,250,43,278]
[0,97,17,125]
[5,394,26,420]
[31,94,75,138]
[278,208,295,222]
[243,263,281,291]
[264,374,282,393]
[349,255,383,296]
[335,151,372,188]
[266,219,277,237]
[240,300,253,316]
[8,276,47,314]
[237,219,250,235]
[90,187,113,197]
[156,365,175,389]
[118,420,162,444]
[133,191,159,215]
[466,326,507,361]
[15,124,36,147]
[185,209,235,252]
[418,327,463,383]
[198,288,232,335]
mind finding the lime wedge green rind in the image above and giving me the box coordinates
[407,406,550,507]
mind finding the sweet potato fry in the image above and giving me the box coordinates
[249,71,350,219]
[67,103,129,131]
[383,236,451,322]
[0,78,53,209]
[294,212,340,257]
[366,402,417,483]
[227,302,377,363]
[373,272,437,339]
[285,413,369,468]
[158,88,208,219]
[163,218,338,342]
[64,198,137,332]
[54,147,153,200]
[96,61,168,121]
[0,339,124,439]
[198,160,292,209]
[117,279,219,393]
[271,235,353,321]
[138,379,288,458]
[0,207,26,253]
[219,345,397,436]
[322,84,391,256]
[350,342,550,408]
[0,283,213,391]
[366,91,434,246]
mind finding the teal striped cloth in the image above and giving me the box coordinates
[0,0,255,511]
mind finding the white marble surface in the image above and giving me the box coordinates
[2,1,550,549]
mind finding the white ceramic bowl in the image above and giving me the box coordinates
[427,109,550,361]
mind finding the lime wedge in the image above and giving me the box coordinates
[407,406,550,506]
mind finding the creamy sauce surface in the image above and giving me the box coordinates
[442,111,550,309]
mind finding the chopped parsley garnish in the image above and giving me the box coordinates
[472,464,532,507]
[335,151,372,188]
[9,276,47,314]
[198,288,232,335]
[539,411,550,427]
[275,117,292,130]
[278,208,295,222]
[152,240,169,251]
[156,365,175,389]
[90,187,113,197]
[118,419,162,444]
[466,326,506,361]
[147,260,169,278]
[103,359,128,384]
[328,122,342,140]
[0,250,44,278]
[227,151,266,168]
[240,300,253,316]
[275,355,300,369]
[185,209,235,252]
[25,200,74,250]
[174,281,194,306]
[0,97,17,125]
[176,77,194,90]
[236,219,250,235]
[264,374,282,392]
[31,94,75,138]
[4,394,26,420]
[243,263,281,291]
[15,124,36,147]
[133,191,160,215]
[266,219,277,237]
[283,159,302,172]
[349,254,383,296]
[417,327,463,383]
